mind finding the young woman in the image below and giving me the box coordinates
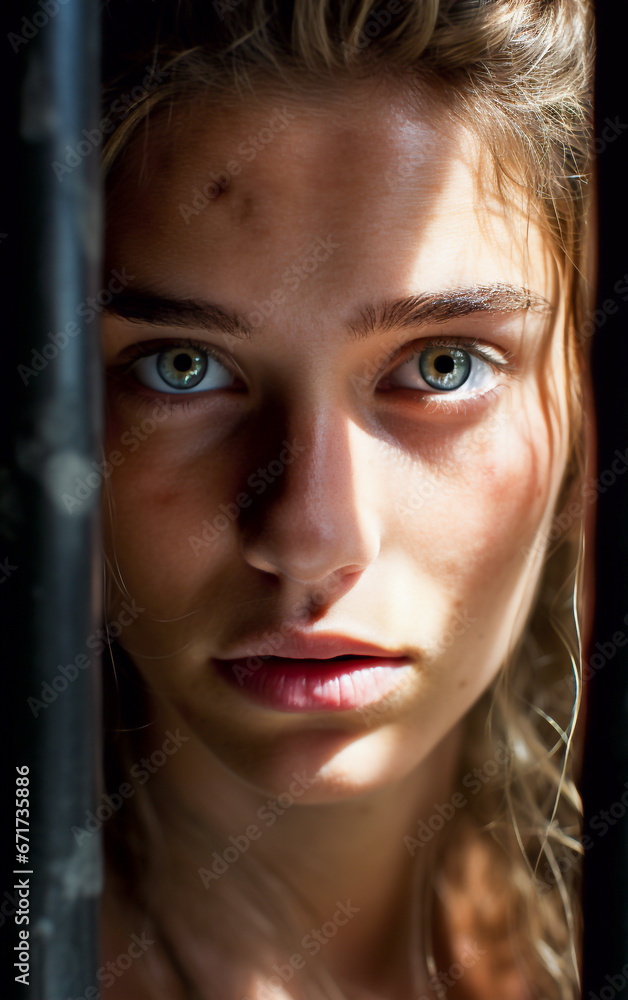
[95,1,595,997]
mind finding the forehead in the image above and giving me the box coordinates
[105,77,557,307]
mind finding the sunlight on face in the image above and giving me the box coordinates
[101,77,570,802]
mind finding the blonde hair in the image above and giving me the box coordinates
[100,2,595,997]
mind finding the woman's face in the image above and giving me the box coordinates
[101,79,570,802]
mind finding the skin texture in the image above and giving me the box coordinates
[100,77,570,999]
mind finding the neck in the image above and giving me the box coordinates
[112,692,466,999]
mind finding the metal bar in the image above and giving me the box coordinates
[3,0,104,996]
[581,5,628,994]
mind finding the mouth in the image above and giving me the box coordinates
[319,654,361,660]
[213,652,415,713]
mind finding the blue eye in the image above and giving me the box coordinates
[387,343,498,395]
[130,344,235,393]
[419,346,471,391]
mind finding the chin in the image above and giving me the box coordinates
[192,710,446,805]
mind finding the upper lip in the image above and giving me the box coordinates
[216,632,409,662]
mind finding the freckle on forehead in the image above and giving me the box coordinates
[206,172,231,199]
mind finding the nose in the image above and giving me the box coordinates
[239,408,381,586]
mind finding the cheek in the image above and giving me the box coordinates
[414,387,556,567]
[101,408,246,618]
[393,388,562,670]
[369,396,564,768]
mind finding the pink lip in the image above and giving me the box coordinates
[214,652,414,713]
[218,631,409,661]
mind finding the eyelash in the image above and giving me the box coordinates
[110,334,517,415]
[109,337,234,416]
[386,335,515,377]
[117,336,226,371]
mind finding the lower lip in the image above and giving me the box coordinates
[214,656,414,712]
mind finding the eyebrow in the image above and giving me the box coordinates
[103,282,554,342]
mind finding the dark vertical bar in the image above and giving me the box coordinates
[2,0,103,997]
[581,6,628,995]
